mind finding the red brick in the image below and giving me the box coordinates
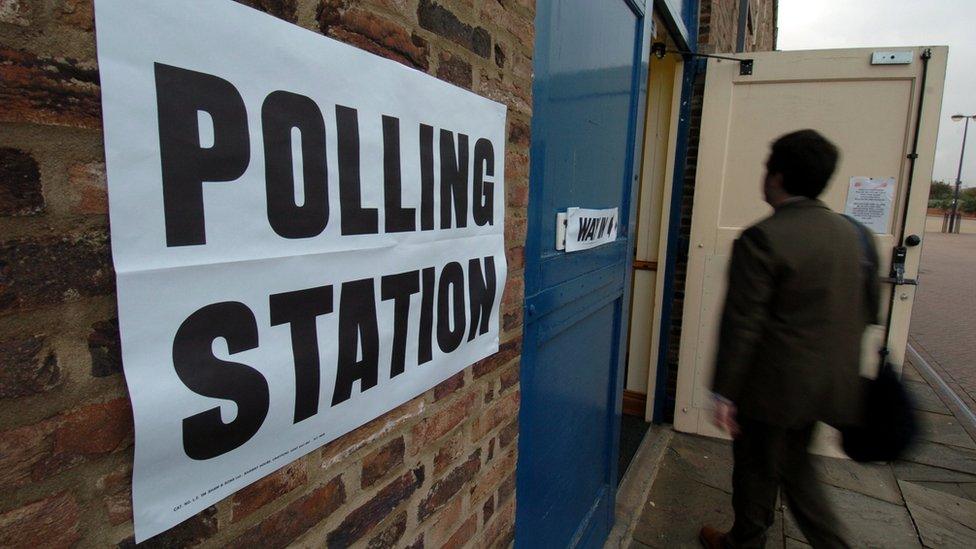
[321,397,424,469]
[443,513,477,549]
[482,494,495,525]
[418,449,480,521]
[231,460,307,523]
[433,370,465,401]
[367,510,407,549]
[426,493,463,545]
[418,0,491,58]
[472,337,520,378]
[500,275,524,324]
[229,476,345,549]
[433,431,464,475]
[361,436,405,488]
[105,490,132,526]
[67,161,107,215]
[233,0,297,22]
[504,244,525,274]
[0,148,43,216]
[437,50,473,89]
[33,397,133,481]
[328,467,424,547]
[0,333,60,399]
[88,317,121,377]
[506,175,529,209]
[470,446,515,504]
[504,214,527,249]
[0,398,132,489]
[497,471,515,505]
[498,418,518,449]
[0,0,30,27]
[483,499,515,548]
[56,0,93,31]
[480,0,533,50]
[471,390,519,441]
[321,4,429,70]
[0,48,100,129]
[0,492,79,549]
[120,506,217,549]
[410,391,475,454]
[508,117,530,148]
[505,149,529,189]
[499,361,519,394]
[0,229,114,312]
[477,69,531,114]
[494,43,506,68]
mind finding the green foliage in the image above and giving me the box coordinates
[929,180,953,200]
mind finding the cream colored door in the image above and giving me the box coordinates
[673,47,947,440]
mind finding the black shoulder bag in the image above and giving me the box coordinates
[839,215,917,463]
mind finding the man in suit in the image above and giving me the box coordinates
[699,130,880,549]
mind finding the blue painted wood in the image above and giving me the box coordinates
[515,0,652,546]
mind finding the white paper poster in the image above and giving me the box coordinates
[94,0,507,541]
[565,207,619,252]
[844,176,896,234]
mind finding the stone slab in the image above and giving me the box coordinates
[899,480,976,548]
[783,484,921,548]
[668,433,734,494]
[916,410,976,450]
[892,461,976,483]
[902,442,976,475]
[904,380,951,415]
[813,456,903,504]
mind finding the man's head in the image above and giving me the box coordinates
[763,129,839,206]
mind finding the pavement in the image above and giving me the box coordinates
[910,229,976,413]
[623,358,976,548]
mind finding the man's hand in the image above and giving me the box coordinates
[713,398,740,437]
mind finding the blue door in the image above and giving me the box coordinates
[516,0,651,546]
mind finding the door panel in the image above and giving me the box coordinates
[516,0,650,546]
[674,47,948,440]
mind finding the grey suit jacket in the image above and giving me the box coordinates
[711,198,880,428]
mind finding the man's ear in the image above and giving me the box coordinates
[767,172,785,192]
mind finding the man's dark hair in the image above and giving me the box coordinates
[766,129,839,199]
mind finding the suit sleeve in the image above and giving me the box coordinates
[711,226,776,403]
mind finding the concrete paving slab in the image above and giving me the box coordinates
[784,536,811,548]
[903,362,926,384]
[916,410,976,450]
[899,480,976,548]
[904,380,952,415]
[812,456,903,504]
[782,484,921,548]
[892,461,976,483]
[902,441,976,475]
[668,433,734,494]
[912,481,976,502]
[632,449,733,548]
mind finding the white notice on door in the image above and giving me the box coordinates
[844,177,896,234]
[565,207,619,252]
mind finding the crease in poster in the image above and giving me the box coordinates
[94,0,507,541]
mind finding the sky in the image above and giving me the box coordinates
[778,0,976,187]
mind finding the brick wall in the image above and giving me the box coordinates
[0,0,531,547]
[698,0,777,53]
[661,0,775,421]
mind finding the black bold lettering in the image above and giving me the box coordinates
[473,138,495,226]
[467,257,496,341]
[332,279,379,405]
[420,124,435,231]
[336,106,378,235]
[262,91,329,238]
[155,63,250,247]
[173,302,267,460]
[437,262,466,353]
[381,270,420,377]
[418,267,435,364]
[440,130,468,229]
[269,285,333,423]
[383,116,416,232]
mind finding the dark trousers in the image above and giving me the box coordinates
[727,418,849,549]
